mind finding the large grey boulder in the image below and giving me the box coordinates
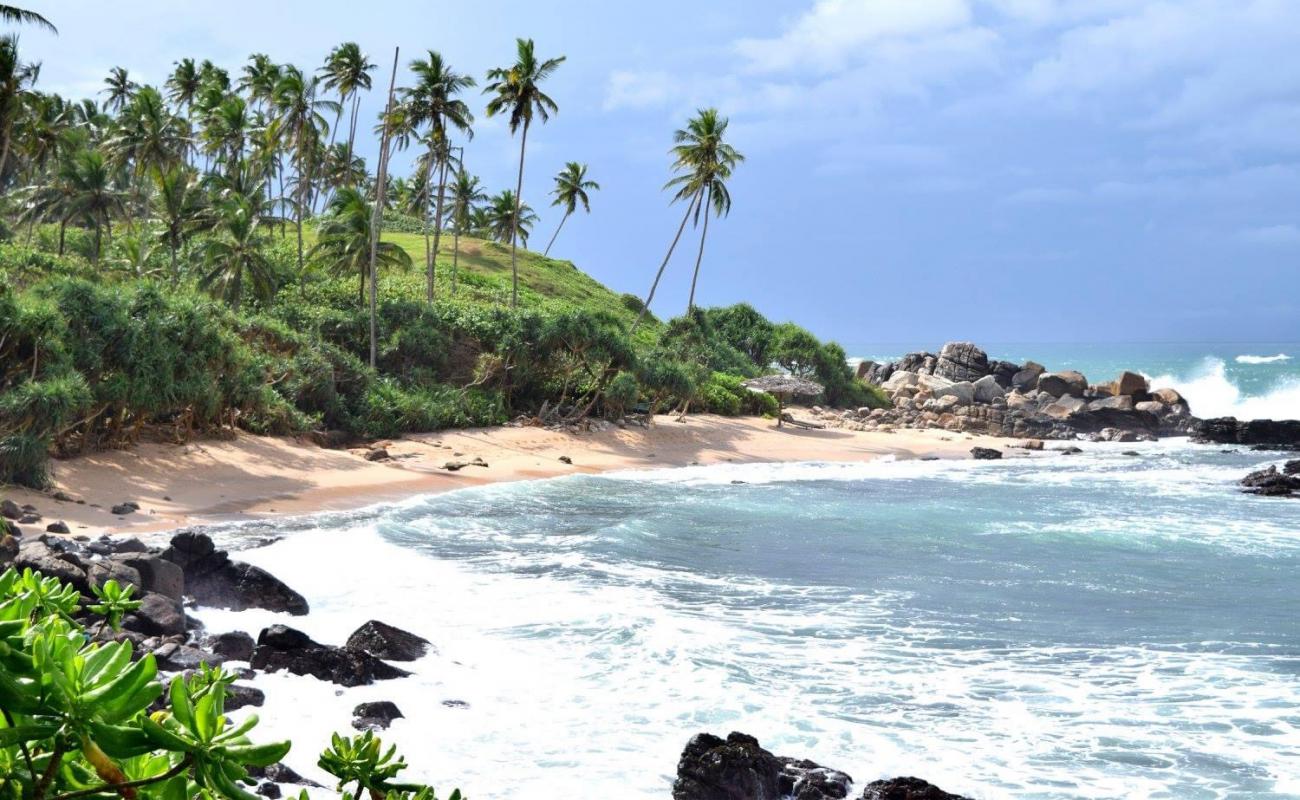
[1037,371,1088,398]
[1088,395,1134,412]
[1011,361,1045,391]
[934,342,990,383]
[933,381,975,406]
[972,374,1005,403]
[1043,395,1088,419]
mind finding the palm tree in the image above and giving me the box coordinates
[403,50,474,302]
[101,66,136,114]
[319,42,374,185]
[543,161,598,257]
[665,108,743,311]
[16,91,71,182]
[483,38,564,307]
[104,85,188,224]
[632,108,743,329]
[199,94,252,173]
[166,58,200,115]
[59,148,125,264]
[0,5,55,33]
[447,167,485,295]
[199,194,275,310]
[0,34,37,186]
[310,185,411,301]
[274,65,338,275]
[486,189,536,247]
[239,54,280,111]
[152,163,205,281]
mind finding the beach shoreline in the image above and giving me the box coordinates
[4,414,1026,539]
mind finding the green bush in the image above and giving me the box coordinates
[603,370,639,417]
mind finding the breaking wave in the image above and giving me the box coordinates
[1147,358,1300,420]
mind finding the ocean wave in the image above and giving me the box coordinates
[1147,357,1300,420]
[1235,353,1291,365]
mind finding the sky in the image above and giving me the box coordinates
[16,0,1300,345]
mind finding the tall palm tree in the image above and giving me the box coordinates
[310,185,411,301]
[16,90,71,181]
[152,163,205,281]
[199,194,275,310]
[166,58,200,115]
[447,167,485,295]
[319,42,373,185]
[104,85,188,224]
[0,5,54,33]
[239,53,280,111]
[403,50,474,302]
[665,108,743,311]
[0,34,36,186]
[59,148,125,264]
[199,94,252,173]
[486,189,536,247]
[543,161,598,257]
[101,66,136,114]
[274,65,338,275]
[483,38,564,307]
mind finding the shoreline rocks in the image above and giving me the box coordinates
[1239,462,1300,498]
[250,624,411,687]
[1194,417,1300,450]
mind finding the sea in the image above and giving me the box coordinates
[194,343,1300,800]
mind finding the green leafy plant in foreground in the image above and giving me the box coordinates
[0,566,461,800]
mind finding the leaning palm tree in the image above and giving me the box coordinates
[543,161,598,257]
[665,108,743,311]
[0,5,55,33]
[199,194,276,310]
[273,65,338,276]
[486,189,536,247]
[239,53,280,112]
[446,167,485,295]
[319,42,374,185]
[59,147,125,264]
[403,50,474,302]
[632,108,743,330]
[101,66,136,114]
[483,38,564,307]
[309,185,411,301]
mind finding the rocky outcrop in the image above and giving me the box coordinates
[860,777,971,799]
[934,342,988,384]
[970,447,1002,460]
[250,624,410,687]
[1036,371,1087,399]
[161,532,308,615]
[1194,417,1300,449]
[352,701,404,731]
[345,620,432,661]
[672,732,852,800]
[1239,464,1300,497]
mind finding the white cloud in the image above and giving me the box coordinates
[1239,224,1300,246]
[603,70,674,111]
[734,0,974,73]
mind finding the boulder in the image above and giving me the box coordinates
[971,375,1005,404]
[110,502,139,516]
[860,777,972,799]
[1037,371,1087,398]
[917,374,953,394]
[1194,418,1300,449]
[1005,392,1034,410]
[1151,387,1185,406]
[883,371,919,391]
[934,342,989,383]
[365,447,390,462]
[87,560,142,592]
[226,684,266,711]
[1113,371,1149,397]
[153,642,221,672]
[1042,396,1087,419]
[988,360,1020,388]
[205,631,256,662]
[672,732,852,800]
[1011,361,1045,391]
[112,553,185,602]
[970,447,1002,460]
[1285,460,1300,476]
[352,701,404,731]
[1239,465,1299,497]
[932,381,975,406]
[161,532,308,615]
[345,620,432,662]
[128,593,187,637]
[251,625,410,687]
[15,537,89,593]
[45,521,70,534]
[1135,400,1167,414]
[1087,396,1134,412]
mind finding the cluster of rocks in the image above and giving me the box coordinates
[835,342,1193,442]
[1239,460,1300,498]
[1194,417,1300,450]
[673,731,970,800]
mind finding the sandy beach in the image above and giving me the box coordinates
[3,415,1020,538]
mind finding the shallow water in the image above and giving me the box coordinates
[198,442,1300,799]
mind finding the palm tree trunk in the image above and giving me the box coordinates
[687,186,712,312]
[345,94,360,185]
[509,120,529,308]
[0,125,13,191]
[452,226,460,296]
[631,191,700,333]
[423,139,436,303]
[169,240,178,285]
[430,150,450,299]
[58,219,66,255]
[294,123,305,277]
[543,211,570,258]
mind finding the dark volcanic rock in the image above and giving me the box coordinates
[127,593,187,636]
[1195,417,1300,449]
[352,701,404,731]
[970,447,1002,460]
[251,625,410,687]
[1239,465,1300,497]
[1285,460,1300,475]
[934,342,989,383]
[0,499,21,520]
[1037,371,1087,398]
[161,532,308,615]
[860,776,972,799]
[153,642,221,672]
[45,521,70,534]
[345,620,432,661]
[205,631,256,662]
[226,683,265,711]
[113,553,185,601]
[15,537,89,593]
[673,732,852,800]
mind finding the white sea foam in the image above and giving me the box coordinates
[1147,357,1300,420]
[1235,353,1291,364]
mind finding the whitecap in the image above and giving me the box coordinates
[1235,353,1291,365]
[1146,357,1300,420]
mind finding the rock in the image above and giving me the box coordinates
[205,631,256,662]
[0,500,20,520]
[226,684,266,711]
[1042,395,1087,419]
[364,447,390,462]
[860,776,972,799]
[352,701,404,731]
[1194,418,1300,449]
[988,360,1020,388]
[883,371,919,391]
[1088,395,1134,412]
[1239,465,1300,497]
[153,642,221,672]
[934,342,989,383]
[1135,400,1167,414]
[1005,391,1034,410]
[112,553,185,602]
[128,593,187,636]
[932,381,975,406]
[0,534,17,564]
[971,375,1004,403]
[87,560,142,592]
[18,513,40,525]
[15,537,89,593]
[251,625,410,687]
[559,455,572,464]
[1113,371,1149,397]
[110,501,140,516]
[1017,439,1044,450]
[306,429,352,449]
[673,732,852,800]
[1012,361,1045,391]
[247,763,321,790]
[970,447,1002,460]
[345,620,432,662]
[1285,460,1300,475]
[1037,371,1087,398]
[1055,446,1084,455]
[87,537,149,556]
[161,532,308,615]
[257,782,281,799]
[1151,387,1185,406]
[45,521,70,534]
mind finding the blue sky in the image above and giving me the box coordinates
[18,0,1300,344]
